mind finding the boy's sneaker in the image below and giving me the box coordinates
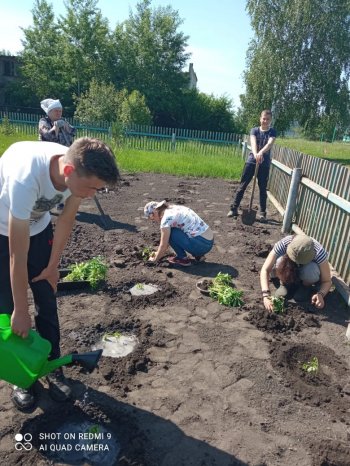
[259,212,267,223]
[227,208,238,218]
[194,255,206,262]
[12,385,36,411]
[168,256,192,267]
[46,368,72,402]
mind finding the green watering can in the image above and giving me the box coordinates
[0,314,103,389]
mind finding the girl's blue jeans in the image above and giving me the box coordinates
[169,228,214,259]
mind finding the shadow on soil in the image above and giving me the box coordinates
[168,262,239,279]
[22,384,247,466]
[75,211,137,232]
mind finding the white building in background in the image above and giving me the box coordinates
[188,63,197,90]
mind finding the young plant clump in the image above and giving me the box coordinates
[301,356,319,374]
[102,330,122,341]
[209,272,244,307]
[63,256,107,289]
[141,246,154,262]
[135,283,145,290]
[271,296,285,314]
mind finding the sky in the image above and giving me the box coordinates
[0,0,254,108]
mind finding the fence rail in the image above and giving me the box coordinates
[0,111,242,157]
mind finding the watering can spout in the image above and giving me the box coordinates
[38,350,103,378]
[71,350,103,372]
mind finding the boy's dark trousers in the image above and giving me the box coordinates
[0,223,60,359]
[231,162,270,213]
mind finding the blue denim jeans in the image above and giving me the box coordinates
[169,228,214,259]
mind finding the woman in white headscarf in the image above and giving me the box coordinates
[38,98,76,147]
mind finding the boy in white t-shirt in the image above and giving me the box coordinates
[0,137,119,410]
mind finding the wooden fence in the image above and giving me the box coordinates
[243,142,350,292]
[0,112,242,157]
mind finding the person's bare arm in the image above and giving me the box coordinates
[8,215,32,337]
[311,260,332,309]
[150,227,171,261]
[32,195,81,291]
[260,249,277,311]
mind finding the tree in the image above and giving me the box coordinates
[242,0,350,136]
[18,0,66,102]
[119,90,152,126]
[58,0,114,99]
[177,90,237,132]
[112,0,190,125]
[74,79,152,125]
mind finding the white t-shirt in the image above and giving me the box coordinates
[0,141,71,236]
[160,205,209,238]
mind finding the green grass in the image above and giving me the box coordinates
[114,146,245,179]
[1,132,348,179]
[277,138,350,167]
[0,133,36,154]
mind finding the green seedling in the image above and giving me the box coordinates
[271,296,285,314]
[301,356,319,373]
[135,283,145,290]
[64,256,107,289]
[102,330,122,341]
[213,272,232,286]
[87,424,100,435]
[209,272,244,307]
[141,246,154,262]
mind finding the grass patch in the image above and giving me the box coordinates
[114,147,245,179]
[0,133,36,154]
[277,138,350,167]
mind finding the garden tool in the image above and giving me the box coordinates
[0,314,102,389]
[93,194,114,229]
[241,162,259,225]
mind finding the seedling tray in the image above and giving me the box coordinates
[57,269,90,291]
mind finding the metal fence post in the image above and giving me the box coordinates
[241,141,247,160]
[171,132,176,151]
[282,167,302,233]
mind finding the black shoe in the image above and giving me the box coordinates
[259,212,267,223]
[12,385,36,411]
[227,208,238,218]
[46,368,72,402]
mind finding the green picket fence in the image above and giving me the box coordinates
[0,111,242,157]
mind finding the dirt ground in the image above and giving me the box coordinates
[1,172,350,466]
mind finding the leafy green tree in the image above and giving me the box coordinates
[74,79,151,126]
[177,90,237,132]
[58,0,114,99]
[74,79,120,123]
[242,0,350,136]
[119,90,152,126]
[18,0,66,102]
[112,0,190,125]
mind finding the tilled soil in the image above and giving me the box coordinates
[0,172,349,466]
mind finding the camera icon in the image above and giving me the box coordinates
[15,433,33,451]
